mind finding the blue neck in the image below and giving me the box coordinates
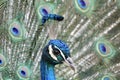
[40,59,56,80]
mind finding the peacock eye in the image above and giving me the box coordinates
[17,66,31,80]
[36,2,56,23]
[95,38,115,58]
[101,74,114,80]
[8,20,27,42]
[0,54,6,70]
[74,0,98,17]
[53,48,60,55]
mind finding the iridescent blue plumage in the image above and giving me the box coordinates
[10,27,20,36]
[40,58,55,80]
[20,70,26,76]
[48,39,70,57]
[99,43,107,55]
[40,8,49,16]
[41,16,49,25]
[77,0,87,9]
[41,14,64,25]
[103,77,110,80]
[0,59,2,64]
[48,14,64,21]
[40,39,74,80]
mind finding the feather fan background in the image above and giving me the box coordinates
[0,0,120,80]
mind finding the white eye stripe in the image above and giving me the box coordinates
[48,45,58,61]
[54,46,66,61]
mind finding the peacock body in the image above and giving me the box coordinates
[0,0,120,80]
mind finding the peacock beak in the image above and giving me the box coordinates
[64,57,75,71]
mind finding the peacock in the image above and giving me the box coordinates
[0,0,120,80]
[40,39,75,80]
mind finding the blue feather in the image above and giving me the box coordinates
[48,14,64,21]
[40,59,56,80]
[41,14,64,25]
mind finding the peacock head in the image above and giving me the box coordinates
[42,39,75,70]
